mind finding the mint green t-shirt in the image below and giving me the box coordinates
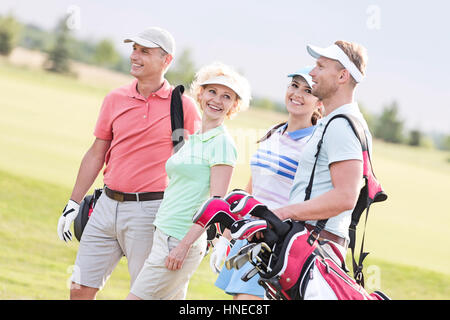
[154,124,237,240]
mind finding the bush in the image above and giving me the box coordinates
[44,16,72,75]
[374,101,405,143]
[0,14,22,56]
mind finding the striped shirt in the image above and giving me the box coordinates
[250,124,315,210]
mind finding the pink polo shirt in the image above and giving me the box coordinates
[94,79,201,193]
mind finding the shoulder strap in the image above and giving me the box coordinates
[304,114,364,240]
[305,113,387,286]
[170,85,185,153]
[257,122,287,143]
[304,114,359,202]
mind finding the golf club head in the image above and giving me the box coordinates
[241,266,260,282]
[224,189,250,210]
[230,195,267,219]
[233,252,252,270]
[225,242,257,270]
[248,243,263,261]
[230,218,267,240]
[193,197,240,229]
[234,243,265,271]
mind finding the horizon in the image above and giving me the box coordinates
[1,0,449,134]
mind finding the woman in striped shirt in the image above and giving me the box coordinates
[212,66,323,300]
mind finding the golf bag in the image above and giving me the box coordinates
[74,188,102,241]
[73,85,186,242]
[194,191,389,300]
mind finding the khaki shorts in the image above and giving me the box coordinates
[71,191,162,289]
[130,227,207,300]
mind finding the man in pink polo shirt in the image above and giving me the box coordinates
[56,27,201,299]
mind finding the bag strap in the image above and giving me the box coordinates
[304,114,354,243]
[257,122,287,143]
[170,85,185,153]
[304,114,373,285]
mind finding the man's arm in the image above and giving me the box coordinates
[58,138,110,241]
[274,159,362,221]
[70,138,111,203]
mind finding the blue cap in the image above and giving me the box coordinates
[287,66,314,88]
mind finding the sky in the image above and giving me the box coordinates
[1,0,449,134]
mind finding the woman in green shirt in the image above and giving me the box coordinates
[127,62,251,300]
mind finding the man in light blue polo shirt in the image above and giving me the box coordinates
[273,40,371,259]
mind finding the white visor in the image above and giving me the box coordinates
[307,44,365,83]
[199,75,242,99]
[124,36,161,49]
[287,66,314,88]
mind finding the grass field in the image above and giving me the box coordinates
[0,58,449,300]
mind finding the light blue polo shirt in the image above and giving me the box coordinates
[249,124,315,209]
[289,102,373,240]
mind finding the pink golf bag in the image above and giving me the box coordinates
[194,191,389,300]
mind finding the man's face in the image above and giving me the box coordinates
[129,43,170,79]
[309,56,342,100]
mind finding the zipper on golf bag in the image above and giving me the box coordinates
[298,253,317,299]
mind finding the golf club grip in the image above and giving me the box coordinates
[252,206,289,237]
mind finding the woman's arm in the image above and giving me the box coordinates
[165,223,205,270]
[165,164,234,270]
[209,164,234,197]
[244,176,252,194]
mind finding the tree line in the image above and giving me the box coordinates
[0,13,129,74]
[360,101,450,150]
[1,13,449,152]
[0,13,197,88]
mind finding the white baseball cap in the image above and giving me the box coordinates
[199,75,244,100]
[287,66,314,88]
[307,44,365,83]
[124,27,175,55]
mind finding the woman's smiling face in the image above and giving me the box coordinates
[199,84,238,121]
[285,76,321,119]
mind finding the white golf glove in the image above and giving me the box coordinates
[57,199,80,242]
[210,236,231,274]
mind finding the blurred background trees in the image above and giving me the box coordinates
[92,38,120,69]
[1,12,449,152]
[0,13,22,56]
[374,101,404,144]
[44,16,72,74]
[165,48,196,88]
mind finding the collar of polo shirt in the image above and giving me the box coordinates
[194,124,226,142]
[126,79,172,100]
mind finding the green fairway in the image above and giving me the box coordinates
[0,60,449,299]
[1,169,449,300]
